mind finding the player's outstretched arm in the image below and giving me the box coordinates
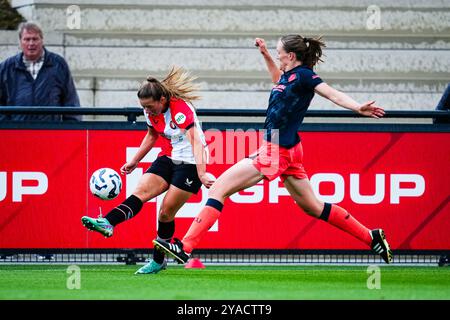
[186,125,215,188]
[255,38,283,84]
[314,82,385,118]
[120,126,158,175]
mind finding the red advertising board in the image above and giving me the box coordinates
[0,129,449,250]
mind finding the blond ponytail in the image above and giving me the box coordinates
[161,66,201,104]
[137,66,201,104]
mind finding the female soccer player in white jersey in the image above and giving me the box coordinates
[82,66,214,274]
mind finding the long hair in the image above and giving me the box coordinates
[280,34,326,68]
[18,21,43,39]
[137,66,201,104]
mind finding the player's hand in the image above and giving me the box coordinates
[199,174,215,189]
[255,38,268,54]
[358,101,385,119]
[120,161,138,175]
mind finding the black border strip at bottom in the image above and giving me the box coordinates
[0,300,448,318]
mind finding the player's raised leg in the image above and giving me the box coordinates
[153,158,263,263]
[283,176,393,263]
[82,173,169,237]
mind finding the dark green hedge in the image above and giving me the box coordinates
[0,0,25,30]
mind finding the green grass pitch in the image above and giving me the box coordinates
[1,264,449,300]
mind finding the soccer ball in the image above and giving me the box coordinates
[89,168,122,200]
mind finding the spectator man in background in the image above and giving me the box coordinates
[0,21,81,121]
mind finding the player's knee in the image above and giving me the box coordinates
[133,189,148,202]
[158,205,177,222]
[207,185,224,201]
[307,210,322,218]
[297,203,322,218]
[134,182,166,202]
[158,211,175,222]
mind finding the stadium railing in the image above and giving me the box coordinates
[0,107,449,123]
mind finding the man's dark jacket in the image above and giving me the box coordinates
[0,48,80,121]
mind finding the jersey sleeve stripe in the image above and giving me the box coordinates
[184,122,195,130]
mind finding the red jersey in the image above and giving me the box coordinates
[143,98,207,164]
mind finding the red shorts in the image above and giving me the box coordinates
[250,140,308,182]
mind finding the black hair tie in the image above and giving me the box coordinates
[303,37,310,48]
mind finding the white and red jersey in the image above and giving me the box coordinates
[144,98,207,164]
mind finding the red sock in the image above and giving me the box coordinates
[321,203,372,246]
[182,205,221,253]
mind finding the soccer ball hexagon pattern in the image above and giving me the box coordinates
[89,168,122,200]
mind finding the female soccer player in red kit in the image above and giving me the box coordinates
[154,35,393,264]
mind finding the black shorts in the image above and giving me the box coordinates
[146,156,202,194]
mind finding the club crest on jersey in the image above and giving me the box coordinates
[169,121,177,129]
[175,112,186,125]
[288,73,297,82]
